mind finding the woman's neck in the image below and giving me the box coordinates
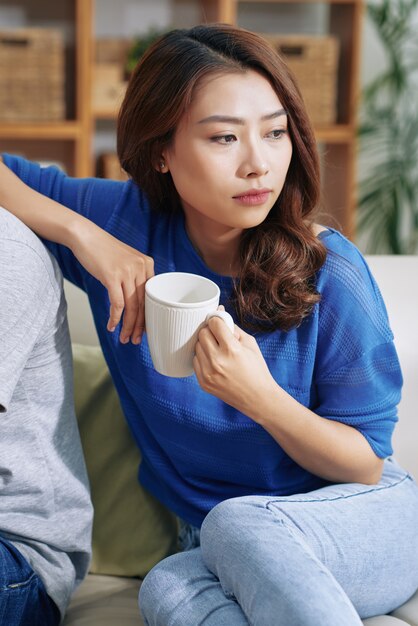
[184,216,242,277]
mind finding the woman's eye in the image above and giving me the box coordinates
[268,129,287,139]
[211,134,236,144]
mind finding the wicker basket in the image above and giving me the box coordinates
[262,34,339,126]
[92,39,129,117]
[92,63,127,117]
[0,28,65,122]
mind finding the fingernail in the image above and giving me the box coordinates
[108,326,116,332]
[120,336,129,344]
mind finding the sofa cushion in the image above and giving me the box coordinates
[362,618,411,625]
[72,343,178,578]
[391,587,418,625]
[63,575,144,625]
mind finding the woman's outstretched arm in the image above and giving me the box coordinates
[0,158,153,344]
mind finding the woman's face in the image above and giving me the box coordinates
[163,70,293,235]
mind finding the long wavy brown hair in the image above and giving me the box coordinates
[117,23,327,332]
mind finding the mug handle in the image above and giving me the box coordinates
[205,310,234,333]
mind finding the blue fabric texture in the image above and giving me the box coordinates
[0,536,60,626]
[3,154,403,528]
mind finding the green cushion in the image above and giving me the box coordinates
[72,343,178,578]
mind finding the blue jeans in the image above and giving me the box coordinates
[0,537,60,626]
[139,458,418,625]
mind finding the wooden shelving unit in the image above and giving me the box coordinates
[0,0,93,178]
[197,0,364,237]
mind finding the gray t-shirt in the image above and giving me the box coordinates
[0,207,93,620]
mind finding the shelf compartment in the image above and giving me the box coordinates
[315,124,354,143]
[0,121,82,140]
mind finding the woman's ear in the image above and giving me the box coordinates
[160,158,168,174]
[158,158,169,173]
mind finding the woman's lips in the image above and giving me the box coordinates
[233,190,272,206]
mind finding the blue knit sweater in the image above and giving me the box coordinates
[3,154,403,527]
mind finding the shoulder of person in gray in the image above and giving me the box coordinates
[0,206,93,619]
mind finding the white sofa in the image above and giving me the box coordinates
[63,255,418,626]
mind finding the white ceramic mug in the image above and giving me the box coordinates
[145,272,234,377]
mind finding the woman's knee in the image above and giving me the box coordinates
[200,496,273,574]
[139,553,182,623]
[139,549,209,626]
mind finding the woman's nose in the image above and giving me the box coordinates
[237,143,269,178]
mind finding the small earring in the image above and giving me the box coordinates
[160,159,166,171]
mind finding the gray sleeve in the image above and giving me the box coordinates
[0,240,55,412]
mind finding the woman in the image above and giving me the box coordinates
[1,23,417,626]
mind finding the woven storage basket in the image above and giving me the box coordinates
[262,34,339,126]
[92,38,129,117]
[0,28,65,121]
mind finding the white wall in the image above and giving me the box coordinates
[95,0,171,37]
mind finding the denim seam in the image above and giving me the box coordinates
[264,472,411,509]
[1,571,36,592]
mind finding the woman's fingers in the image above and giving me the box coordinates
[131,255,154,343]
[197,325,219,355]
[106,253,154,344]
[205,316,236,351]
[193,339,213,383]
[107,282,126,332]
[120,280,139,343]
[131,277,146,344]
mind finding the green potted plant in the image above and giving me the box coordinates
[357,0,418,253]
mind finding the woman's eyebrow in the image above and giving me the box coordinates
[197,108,287,125]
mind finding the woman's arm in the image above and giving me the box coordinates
[194,317,384,485]
[0,158,83,247]
[252,376,384,485]
[0,158,153,344]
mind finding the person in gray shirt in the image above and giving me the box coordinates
[0,206,93,625]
